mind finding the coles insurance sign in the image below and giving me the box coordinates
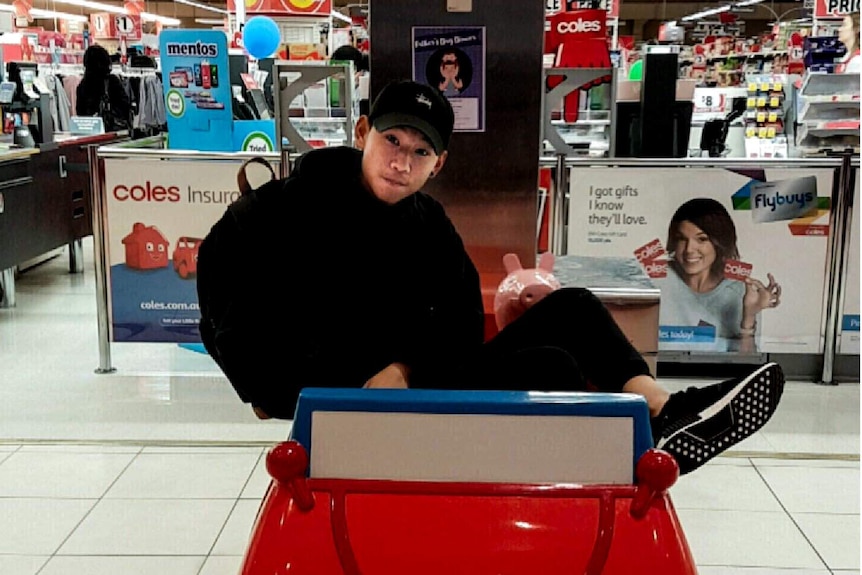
[103,157,277,343]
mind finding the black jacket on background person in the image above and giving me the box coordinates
[199,146,485,418]
[76,45,131,131]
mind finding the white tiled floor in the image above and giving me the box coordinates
[0,244,859,575]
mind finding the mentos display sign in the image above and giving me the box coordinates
[159,30,233,151]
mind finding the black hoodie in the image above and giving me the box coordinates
[201,146,484,418]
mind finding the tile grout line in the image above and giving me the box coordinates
[35,445,145,575]
[750,463,835,573]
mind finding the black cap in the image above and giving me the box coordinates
[368,80,454,154]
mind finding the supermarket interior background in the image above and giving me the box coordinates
[0,0,859,573]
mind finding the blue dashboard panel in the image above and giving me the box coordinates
[290,388,653,476]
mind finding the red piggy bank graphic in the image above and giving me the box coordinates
[494,252,562,331]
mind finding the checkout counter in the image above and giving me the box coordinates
[0,64,130,306]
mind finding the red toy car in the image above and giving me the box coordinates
[172,236,202,279]
[239,389,698,575]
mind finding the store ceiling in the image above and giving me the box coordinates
[24,0,807,26]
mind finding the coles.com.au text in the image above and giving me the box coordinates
[140,300,199,312]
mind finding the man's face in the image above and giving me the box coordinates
[355,117,447,205]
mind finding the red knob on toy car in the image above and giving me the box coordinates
[266,441,315,511]
[630,448,679,519]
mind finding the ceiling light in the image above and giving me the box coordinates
[195,17,225,24]
[175,0,228,15]
[43,0,181,25]
[331,10,351,24]
[0,4,89,21]
[681,5,731,21]
[50,0,126,15]
[735,0,763,6]
[141,12,181,25]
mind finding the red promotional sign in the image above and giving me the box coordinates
[90,12,114,39]
[545,9,612,123]
[814,0,859,18]
[115,14,142,40]
[227,0,331,16]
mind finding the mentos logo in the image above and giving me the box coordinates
[556,18,602,33]
[113,182,181,202]
[165,41,218,57]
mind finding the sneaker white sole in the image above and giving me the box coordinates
[657,362,784,474]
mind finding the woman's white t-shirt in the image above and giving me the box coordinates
[658,270,747,338]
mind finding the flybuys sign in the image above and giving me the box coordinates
[751,176,818,223]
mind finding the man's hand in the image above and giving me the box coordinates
[364,362,410,389]
[253,406,272,419]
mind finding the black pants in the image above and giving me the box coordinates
[437,288,652,393]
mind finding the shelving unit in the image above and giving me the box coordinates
[796,72,860,155]
[272,61,357,153]
[541,68,615,158]
[743,75,791,158]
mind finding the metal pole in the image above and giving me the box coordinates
[68,238,83,273]
[88,144,116,374]
[820,152,854,384]
[0,267,15,307]
[551,153,569,255]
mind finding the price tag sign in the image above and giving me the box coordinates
[757,112,766,122]
[694,91,726,112]
[757,97,767,107]
[760,82,771,91]
[773,82,783,91]
[747,97,756,108]
[768,112,778,122]
[758,127,769,138]
[746,126,757,137]
[767,127,776,138]
[770,97,780,108]
[747,82,758,92]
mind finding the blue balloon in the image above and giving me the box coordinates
[243,16,281,60]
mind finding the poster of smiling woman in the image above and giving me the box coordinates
[567,166,835,355]
[412,26,486,132]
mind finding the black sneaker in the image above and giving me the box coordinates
[652,362,785,475]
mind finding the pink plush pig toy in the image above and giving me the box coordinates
[493,252,562,331]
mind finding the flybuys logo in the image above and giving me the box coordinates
[754,190,815,212]
[750,176,818,223]
[166,41,218,57]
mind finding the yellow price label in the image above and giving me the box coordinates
[768,112,778,122]
[748,82,758,92]
[770,97,780,108]
[760,82,771,91]
[757,97,767,107]
[758,127,769,138]
[757,112,766,122]
[746,127,757,138]
[767,127,776,138]
[747,97,757,108]
[773,82,783,91]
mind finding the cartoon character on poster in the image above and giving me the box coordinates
[426,47,473,97]
[412,26,485,132]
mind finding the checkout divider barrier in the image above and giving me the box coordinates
[89,138,286,373]
[541,154,859,384]
[88,139,857,384]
